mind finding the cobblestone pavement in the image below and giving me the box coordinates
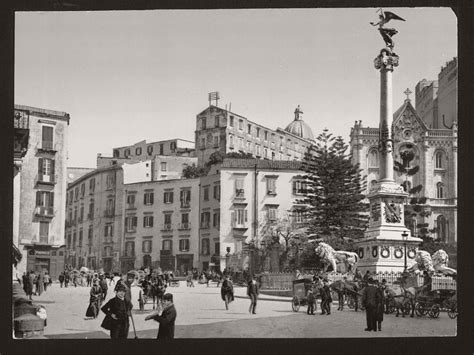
[30,280,456,338]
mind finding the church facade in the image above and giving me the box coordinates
[349,58,457,245]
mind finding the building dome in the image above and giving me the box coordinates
[284,105,314,141]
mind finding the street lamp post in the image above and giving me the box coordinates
[402,231,409,272]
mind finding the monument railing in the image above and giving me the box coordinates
[259,271,456,290]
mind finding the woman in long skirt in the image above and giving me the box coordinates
[86,279,103,318]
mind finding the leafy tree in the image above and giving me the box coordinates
[298,129,369,250]
[182,164,208,178]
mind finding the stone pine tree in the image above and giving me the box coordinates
[299,129,369,250]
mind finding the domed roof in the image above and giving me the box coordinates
[284,105,314,141]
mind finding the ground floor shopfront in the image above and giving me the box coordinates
[22,244,65,281]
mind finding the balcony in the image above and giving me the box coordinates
[161,224,173,232]
[160,249,172,256]
[104,210,115,218]
[231,220,248,229]
[178,222,191,230]
[36,174,56,186]
[34,206,54,218]
[180,202,191,209]
[200,222,210,229]
[125,227,136,233]
[87,213,94,220]
[126,203,136,210]
[36,141,58,155]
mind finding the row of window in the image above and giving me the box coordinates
[123,239,192,256]
[368,149,447,169]
[124,211,220,232]
[126,186,220,207]
[233,178,307,197]
[114,142,178,158]
[228,135,304,160]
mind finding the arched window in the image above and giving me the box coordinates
[436,182,444,198]
[368,149,378,167]
[435,151,443,169]
[436,215,447,242]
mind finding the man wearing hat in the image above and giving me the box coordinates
[361,277,380,331]
[320,279,332,315]
[145,293,177,339]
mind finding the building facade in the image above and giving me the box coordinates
[122,178,200,274]
[350,89,457,244]
[112,138,195,160]
[197,159,305,272]
[15,105,69,279]
[194,105,314,166]
[65,165,124,272]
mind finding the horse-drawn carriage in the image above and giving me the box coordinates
[137,275,167,311]
[414,289,457,319]
[291,279,315,312]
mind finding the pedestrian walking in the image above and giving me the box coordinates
[37,271,44,296]
[375,280,385,331]
[57,272,64,288]
[247,274,259,314]
[99,275,109,301]
[361,278,380,331]
[26,271,35,300]
[43,273,50,292]
[320,279,332,315]
[87,279,103,318]
[100,284,133,339]
[307,289,316,315]
[64,272,70,288]
[86,273,92,287]
[145,293,177,339]
[22,272,28,294]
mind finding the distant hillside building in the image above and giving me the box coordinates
[15,105,69,279]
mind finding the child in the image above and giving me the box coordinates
[101,284,133,338]
[307,289,316,315]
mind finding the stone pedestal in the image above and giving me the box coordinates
[356,181,422,272]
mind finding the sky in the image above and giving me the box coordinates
[14,8,457,168]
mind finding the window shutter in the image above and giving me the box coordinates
[150,216,154,227]
[292,181,296,193]
[38,158,43,181]
[187,190,191,202]
[245,209,248,222]
[143,216,146,228]
[163,192,166,203]
[51,160,55,180]
[125,217,128,228]
[150,193,154,204]
[170,192,174,203]
[49,192,54,207]
[36,191,41,206]
[144,193,147,204]
[180,190,183,202]
[133,216,137,227]
[231,211,235,223]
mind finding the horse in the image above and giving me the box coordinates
[389,272,430,318]
[431,249,457,276]
[314,242,359,273]
[385,285,413,317]
[142,275,167,310]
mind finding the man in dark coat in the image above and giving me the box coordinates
[64,272,70,288]
[99,275,109,301]
[375,280,385,331]
[320,279,332,315]
[247,274,259,314]
[361,278,381,331]
[145,293,177,339]
[58,272,65,288]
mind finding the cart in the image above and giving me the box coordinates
[414,289,457,319]
[291,279,314,312]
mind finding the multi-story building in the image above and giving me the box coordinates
[122,178,200,274]
[198,159,306,272]
[15,105,69,279]
[415,57,457,130]
[350,59,457,244]
[195,105,314,166]
[65,165,124,272]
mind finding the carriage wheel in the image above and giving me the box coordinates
[447,306,457,319]
[429,305,440,319]
[292,296,300,312]
[415,303,424,317]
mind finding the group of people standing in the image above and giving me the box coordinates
[21,270,51,300]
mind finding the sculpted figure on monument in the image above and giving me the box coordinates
[371,9,405,50]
